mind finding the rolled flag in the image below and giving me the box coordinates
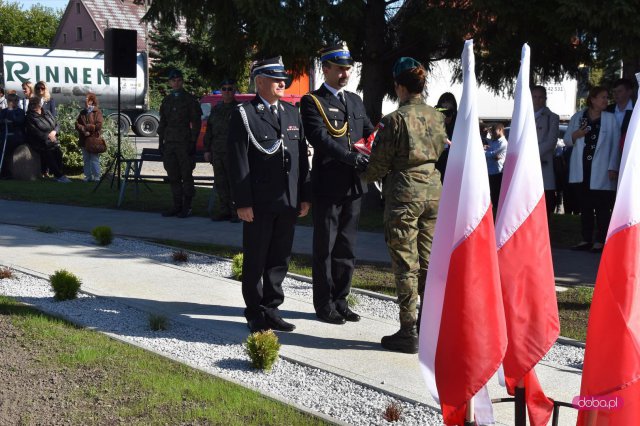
[353,123,383,156]
[495,43,559,426]
[577,82,640,425]
[419,39,507,425]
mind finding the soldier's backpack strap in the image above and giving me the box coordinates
[237,105,283,155]
[307,93,348,138]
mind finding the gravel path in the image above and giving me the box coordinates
[0,229,585,425]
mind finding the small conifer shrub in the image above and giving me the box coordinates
[383,401,403,422]
[172,250,189,263]
[50,270,82,301]
[231,253,243,280]
[0,267,14,279]
[245,330,280,372]
[91,226,113,246]
[149,314,169,331]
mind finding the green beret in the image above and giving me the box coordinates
[392,57,422,79]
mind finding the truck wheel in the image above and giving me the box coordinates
[108,114,131,135]
[134,116,159,137]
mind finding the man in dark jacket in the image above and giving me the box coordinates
[158,69,202,218]
[606,78,635,149]
[227,57,311,333]
[300,42,374,325]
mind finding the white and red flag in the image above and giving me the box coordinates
[419,39,507,425]
[495,43,559,426]
[577,83,640,425]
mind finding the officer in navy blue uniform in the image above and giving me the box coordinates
[227,57,312,333]
[300,42,374,325]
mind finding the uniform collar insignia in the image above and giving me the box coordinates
[257,103,265,111]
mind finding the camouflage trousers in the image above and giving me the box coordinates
[212,153,234,217]
[384,199,439,326]
[163,142,195,201]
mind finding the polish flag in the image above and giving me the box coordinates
[419,39,507,425]
[577,84,640,425]
[494,43,559,426]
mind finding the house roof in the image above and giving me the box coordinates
[82,0,149,50]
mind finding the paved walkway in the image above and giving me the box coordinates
[0,200,598,286]
[0,200,593,425]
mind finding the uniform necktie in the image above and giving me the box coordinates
[270,104,281,132]
[338,92,347,108]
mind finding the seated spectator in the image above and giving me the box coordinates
[34,81,57,118]
[25,97,70,183]
[484,123,508,218]
[0,93,26,178]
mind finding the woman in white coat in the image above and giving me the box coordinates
[564,86,621,253]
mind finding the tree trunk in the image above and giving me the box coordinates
[360,0,389,124]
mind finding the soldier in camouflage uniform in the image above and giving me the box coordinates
[362,57,447,354]
[158,69,202,218]
[204,79,239,222]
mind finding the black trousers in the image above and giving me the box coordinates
[242,208,297,321]
[312,194,361,314]
[489,173,503,219]
[576,184,615,244]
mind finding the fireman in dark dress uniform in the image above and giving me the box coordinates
[227,57,311,333]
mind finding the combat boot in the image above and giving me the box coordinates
[162,196,182,217]
[381,323,419,354]
[177,196,193,218]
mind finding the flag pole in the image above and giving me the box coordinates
[514,379,526,426]
[464,399,475,426]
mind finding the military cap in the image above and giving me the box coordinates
[392,57,422,79]
[251,57,289,80]
[319,41,354,67]
[220,78,236,86]
[168,69,183,80]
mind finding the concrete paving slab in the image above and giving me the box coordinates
[0,224,582,425]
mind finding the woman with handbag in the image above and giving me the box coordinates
[75,93,105,182]
[25,97,70,182]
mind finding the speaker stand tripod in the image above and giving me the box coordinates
[93,76,125,192]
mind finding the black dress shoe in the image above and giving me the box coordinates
[316,310,346,325]
[247,317,269,333]
[265,315,296,332]
[337,307,361,322]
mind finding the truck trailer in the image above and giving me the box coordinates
[0,45,159,136]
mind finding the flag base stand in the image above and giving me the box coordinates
[514,386,526,426]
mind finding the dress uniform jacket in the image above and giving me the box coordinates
[227,98,311,212]
[300,85,374,198]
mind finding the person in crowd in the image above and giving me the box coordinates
[35,81,56,118]
[531,85,560,217]
[606,78,635,148]
[157,69,202,218]
[433,92,457,182]
[227,57,311,333]
[20,81,34,112]
[0,93,26,178]
[484,123,508,218]
[25,97,70,183]
[362,57,447,354]
[565,86,620,253]
[204,78,240,222]
[300,42,374,325]
[75,93,104,182]
[0,88,7,110]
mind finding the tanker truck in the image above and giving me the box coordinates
[0,45,159,136]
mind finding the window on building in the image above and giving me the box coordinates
[63,33,67,44]
[76,27,82,41]
[93,30,97,41]
[76,2,80,13]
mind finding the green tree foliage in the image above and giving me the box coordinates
[144,0,639,122]
[0,1,61,47]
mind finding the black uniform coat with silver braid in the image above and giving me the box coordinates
[227,97,311,213]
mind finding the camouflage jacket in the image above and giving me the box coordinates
[158,89,202,144]
[362,96,447,202]
[204,100,238,154]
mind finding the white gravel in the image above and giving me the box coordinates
[0,229,585,425]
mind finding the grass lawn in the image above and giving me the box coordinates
[0,295,327,425]
[556,286,593,342]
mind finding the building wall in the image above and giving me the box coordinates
[53,1,104,50]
